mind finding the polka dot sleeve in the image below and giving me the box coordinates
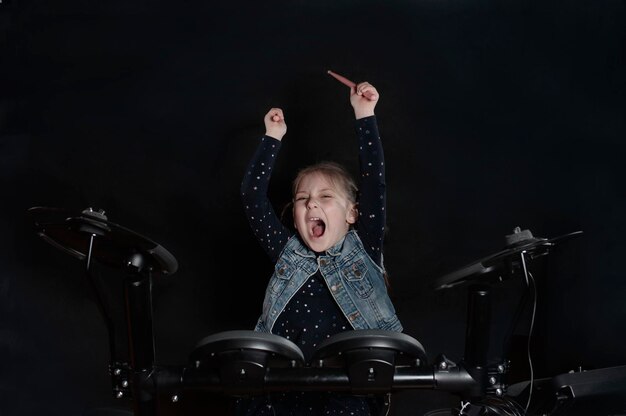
[355,116,386,267]
[240,136,292,263]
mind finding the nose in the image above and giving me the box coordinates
[306,198,318,209]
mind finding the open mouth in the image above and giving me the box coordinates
[309,217,326,238]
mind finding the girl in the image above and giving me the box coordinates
[239,81,401,415]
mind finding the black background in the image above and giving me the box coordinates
[1,0,625,415]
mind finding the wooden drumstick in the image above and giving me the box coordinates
[327,70,356,88]
[327,70,376,100]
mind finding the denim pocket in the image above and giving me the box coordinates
[341,258,373,298]
[269,259,294,295]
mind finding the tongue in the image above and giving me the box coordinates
[312,220,325,237]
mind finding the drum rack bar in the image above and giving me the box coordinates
[139,365,481,395]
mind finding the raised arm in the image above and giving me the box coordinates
[351,83,386,265]
[240,108,291,262]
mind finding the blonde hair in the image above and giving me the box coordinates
[291,161,358,204]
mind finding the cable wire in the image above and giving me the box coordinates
[520,251,537,414]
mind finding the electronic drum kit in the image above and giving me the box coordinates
[27,207,626,416]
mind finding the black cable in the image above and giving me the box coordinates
[466,396,526,416]
[520,251,537,414]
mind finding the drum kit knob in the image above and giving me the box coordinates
[28,206,626,415]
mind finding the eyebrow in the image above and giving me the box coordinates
[295,188,336,195]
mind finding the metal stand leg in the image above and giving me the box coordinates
[125,272,156,416]
[456,285,491,400]
[464,285,491,369]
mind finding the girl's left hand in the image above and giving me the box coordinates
[350,82,379,119]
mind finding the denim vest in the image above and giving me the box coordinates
[254,230,402,334]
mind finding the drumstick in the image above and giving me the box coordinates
[327,70,376,100]
[327,70,356,88]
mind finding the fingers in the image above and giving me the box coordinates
[355,82,378,101]
[350,81,379,118]
[266,108,285,122]
[356,82,372,95]
[264,107,287,140]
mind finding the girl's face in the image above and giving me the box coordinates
[293,172,356,253]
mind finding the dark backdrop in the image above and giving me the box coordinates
[1,0,625,415]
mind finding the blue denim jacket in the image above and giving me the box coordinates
[254,230,402,333]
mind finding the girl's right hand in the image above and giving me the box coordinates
[264,108,287,141]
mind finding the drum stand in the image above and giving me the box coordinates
[73,214,162,415]
[428,284,508,405]
[111,282,501,416]
[120,287,501,414]
[28,207,177,416]
[122,259,157,415]
[33,210,625,415]
[86,251,159,414]
[29,207,521,416]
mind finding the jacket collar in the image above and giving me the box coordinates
[292,231,355,258]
